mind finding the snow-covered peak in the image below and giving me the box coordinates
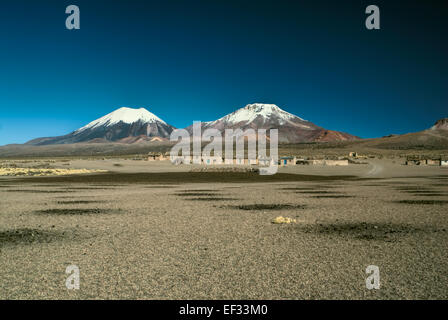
[75,107,166,132]
[213,103,305,125]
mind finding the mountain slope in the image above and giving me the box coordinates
[324,117,448,150]
[362,117,448,150]
[3,117,447,158]
[26,107,175,145]
[430,118,448,131]
[186,103,359,143]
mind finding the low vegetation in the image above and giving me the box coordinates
[0,167,107,176]
[0,228,65,247]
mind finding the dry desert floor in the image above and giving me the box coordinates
[0,159,447,299]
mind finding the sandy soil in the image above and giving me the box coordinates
[0,159,447,299]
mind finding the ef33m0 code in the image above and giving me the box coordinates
[223,305,268,315]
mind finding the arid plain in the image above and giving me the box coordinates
[0,159,447,299]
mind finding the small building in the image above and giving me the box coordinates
[147,152,158,161]
[349,152,358,158]
[191,155,202,164]
[170,157,182,165]
[405,159,424,165]
[324,159,348,166]
[308,159,325,165]
[148,152,167,161]
[305,159,348,166]
[279,156,296,166]
[170,154,191,164]
[203,155,223,165]
[427,159,441,166]
[235,158,248,165]
[180,155,192,164]
[296,159,309,165]
[248,158,258,165]
[405,155,448,166]
[405,156,426,166]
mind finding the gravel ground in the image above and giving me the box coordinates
[0,161,447,299]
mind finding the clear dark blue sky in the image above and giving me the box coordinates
[0,0,446,145]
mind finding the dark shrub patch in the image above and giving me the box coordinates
[4,189,70,193]
[56,200,106,204]
[186,197,237,201]
[175,192,220,196]
[394,200,448,205]
[0,228,65,247]
[310,195,354,198]
[295,191,336,194]
[35,208,122,215]
[228,204,306,211]
[296,222,440,241]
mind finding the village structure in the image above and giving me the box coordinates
[147,152,448,167]
[405,155,448,166]
[147,152,354,166]
[147,152,168,161]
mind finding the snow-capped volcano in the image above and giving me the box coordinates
[26,104,359,145]
[211,103,303,126]
[187,103,359,143]
[75,107,167,133]
[27,107,175,145]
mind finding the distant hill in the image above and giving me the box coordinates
[302,118,448,151]
[430,118,448,131]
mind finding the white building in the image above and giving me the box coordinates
[203,156,223,165]
[235,158,248,165]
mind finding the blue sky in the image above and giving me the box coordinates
[0,0,446,145]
